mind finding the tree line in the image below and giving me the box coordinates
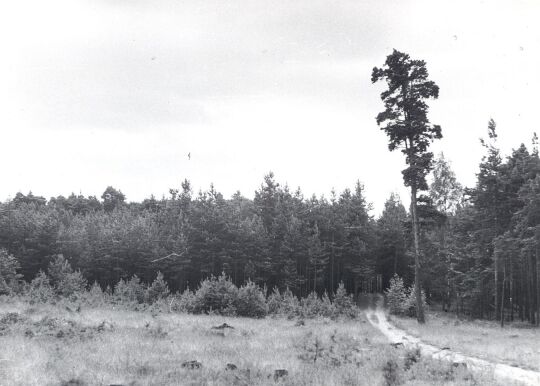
[0,132,538,325]
[1,49,539,326]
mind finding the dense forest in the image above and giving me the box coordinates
[0,124,539,325]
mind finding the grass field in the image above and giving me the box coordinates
[0,298,501,386]
[389,309,540,372]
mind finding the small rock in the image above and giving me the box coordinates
[294,320,305,326]
[60,379,86,386]
[56,330,65,338]
[390,342,404,348]
[441,347,450,350]
[211,323,234,330]
[226,363,238,371]
[181,360,202,369]
[452,362,467,369]
[97,321,114,332]
[273,369,288,381]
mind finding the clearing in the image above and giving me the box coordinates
[0,298,500,386]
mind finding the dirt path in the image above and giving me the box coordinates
[365,300,540,386]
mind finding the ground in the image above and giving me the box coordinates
[389,308,540,372]
[0,298,502,386]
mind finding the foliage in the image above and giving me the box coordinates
[114,275,146,304]
[235,280,268,318]
[404,284,427,318]
[385,275,426,317]
[2,143,540,324]
[300,292,334,318]
[83,281,108,306]
[191,273,238,315]
[430,153,463,214]
[0,249,23,295]
[27,271,55,303]
[146,271,170,303]
[47,255,87,298]
[173,289,197,313]
[385,275,408,315]
[333,282,356,318]
[372,49,442,324]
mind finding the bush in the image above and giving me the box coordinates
[404,285,427,318]
[47,255,87,298]
[300,292,335,318]
[385,275,408,315]
[236,280,267,318]
[280,287,300,316]
[82,281,108,306]
[192,273,238,315]
[27,271,55,303]
[0,249,22,295]
[267,287,300,317]
[320,291,336,318]
[146,271,170,303]
[385,275,427,317]
[333,282,357,318]
[173,289,196,313]
[267,287,282,314]
[114,275,146,304]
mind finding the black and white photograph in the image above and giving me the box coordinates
[0,1,539,385]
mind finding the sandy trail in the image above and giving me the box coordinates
[365,299,540,386]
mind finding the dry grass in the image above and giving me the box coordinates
[0,298,500,386]
[390,309,540,372]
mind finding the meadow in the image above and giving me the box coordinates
[0,297,502,386]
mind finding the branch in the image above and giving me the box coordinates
[151,250,187,263]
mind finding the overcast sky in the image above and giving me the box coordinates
[1,0,539,214]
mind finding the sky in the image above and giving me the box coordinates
[1,0,539,215]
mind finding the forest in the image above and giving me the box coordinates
[1,121,539,325]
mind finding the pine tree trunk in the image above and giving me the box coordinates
[533,247,540,326]
[500,274,505,328]
[495,254,499,319]
[410,185,425,323]
[394,247,398,276]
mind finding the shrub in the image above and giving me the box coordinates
[27,271,55,303]
[300,291,335,318]
[385,275,408,315]
[82,281,108,306]
[320,291,336,318]
[236,280,267,318]
[385,275,427,318]
[192,273,238,315]
[333,282,356,318]
[146,271,170,303]
[280,287,300,317]
[266,287,282,314]
[114,275,146,304]
[266,287,300,317]
[173,289,196,313]
[404,285,427,318]
[300,292,321,318]
[0,249,22,295]
[47,255,87,298]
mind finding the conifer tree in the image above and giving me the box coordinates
[372,50,442,323]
